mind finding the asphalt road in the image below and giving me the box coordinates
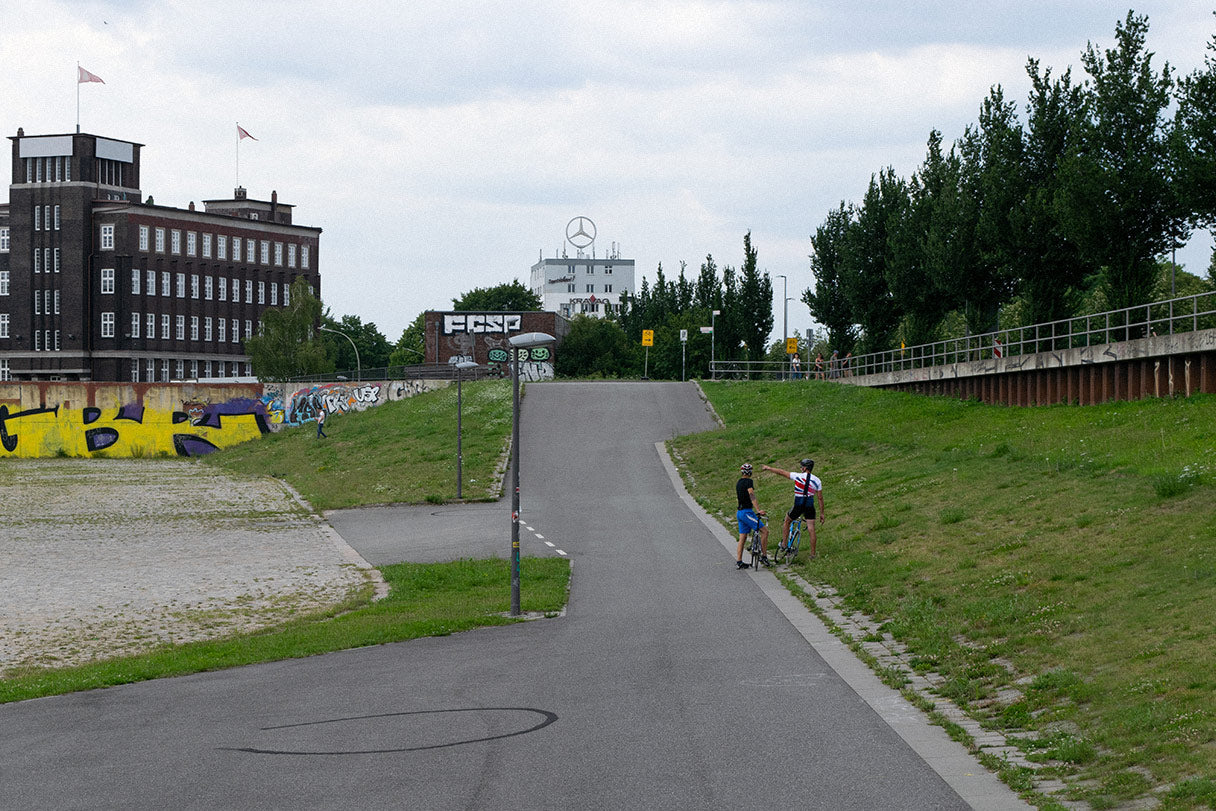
[0,381,1024,809]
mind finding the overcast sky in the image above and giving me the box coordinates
[4,1,1213,344]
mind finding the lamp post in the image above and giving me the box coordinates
[711,309,720,379]
[319,325,360,382]
[778,274,788,380]
[455,360,480,499]
[508,331,555,617]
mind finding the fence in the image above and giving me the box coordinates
[845,291,1216,379]
[287,363,493,385]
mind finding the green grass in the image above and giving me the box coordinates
[673,381,1216,809]
[0,557,568,704]
[202,379,515,511]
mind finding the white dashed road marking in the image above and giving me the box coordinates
[523,521,565,558]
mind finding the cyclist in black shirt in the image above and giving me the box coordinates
[734,463,769,569]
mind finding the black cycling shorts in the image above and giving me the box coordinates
[787,498,815,521]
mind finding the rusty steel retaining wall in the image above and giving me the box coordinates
[844,329,1216,406]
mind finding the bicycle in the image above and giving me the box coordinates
[775,517,803,565]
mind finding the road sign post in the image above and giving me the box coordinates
[642,329,653,380]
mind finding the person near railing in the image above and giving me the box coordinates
[790,353,801,380]
[814,353,824,380]
[829,349,840,379]
[843,352,852,377]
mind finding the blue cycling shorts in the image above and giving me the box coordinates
[737,509,764,534]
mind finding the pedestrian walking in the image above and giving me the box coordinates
[316,408,328,439]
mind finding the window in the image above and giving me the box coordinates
[605,284,613,293]
[231,236,240,262]
[218,277,227,301]
[604,265,613,275]
[0,314,8,338]
[161,360,169,382]
[54,290,59,314]
[53,248,60,273]
[190,316,199,341]
[232,320,240,343]
[247,239,256,263]
[34,330,40,350]
[301,245,310,269]
[139,225,150,251]
[191,274,199,299]
[53,205,60,230]
[258,281,265,304]
[34,290,41,315]
[204,276,213,300]
[186,232,197,257]
[260,240,270,265]
[0,227,8,252]
[202,233,212,258]
[283,282,290,306]
[244,319,252,340]
[170,230,181,255]
[162,314,170,340]
[270,282,278,306]
[288,243,297,268]
[205,360,212,378]
[218,317,226,342]
[54,330,60,351]
[176,360,184,380]
[34,249,41,274]
[127,269,138,295]
[131,359,139,383]
[0,358,9,381]
[176,272,185,298]
[190,360,198,379]
[131,312,140,339]
[230,277,239,304]
[566,283,575,293]
[146,313,155,339]
[0,271,7,296]
[175,315,185,341]
[162,271,170,297]
[245,279,253,303]
[274,242,283,266]
[146,359,154,381]
[101,312,115,338]
[147,269,156,294]
[34,206,41,231]
[586,284,594,293]
[217,235,227,260]
[204,317,213,341]
[155,227,165,252]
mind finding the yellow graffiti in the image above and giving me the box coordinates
[0,405,267,458]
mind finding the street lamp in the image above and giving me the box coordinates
[455,360,480,499]
[319,325,360,382]
[711,309,721,379]
[508,331,555,617]
[778,274,788,380]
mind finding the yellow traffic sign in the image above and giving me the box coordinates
[786,337,799,355]
[642,330,654,347]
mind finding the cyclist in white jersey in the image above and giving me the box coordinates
[761,458,825,559]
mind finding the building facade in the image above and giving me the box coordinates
[529,249,634,319]
[0,128,321,382]
[424,310,569,380]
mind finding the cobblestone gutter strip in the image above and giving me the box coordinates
[783,571,1084,810]
[0,459,376,676]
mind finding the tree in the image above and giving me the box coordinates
[452,280,541,311]
[321,313,391,374]
[840,169,904,353]
[554,315,638,378]
[246,277,330,382]
[1175,20,1216,229]
[389,312,427,367]
[805,203,858,354]
[737,232,774,362]
[1015,61,1093,326]
[1056,12,1189,313]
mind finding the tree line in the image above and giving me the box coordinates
[805,11,1216,356]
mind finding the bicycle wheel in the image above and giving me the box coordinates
[751,533,764,568]
[786,523,801,563]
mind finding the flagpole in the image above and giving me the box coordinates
[76,63,81,133]
[236,122,240,188]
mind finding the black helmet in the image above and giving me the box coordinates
[800,458,814,471]
[740,463,753,475]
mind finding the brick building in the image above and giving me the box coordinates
[0,128,321,381]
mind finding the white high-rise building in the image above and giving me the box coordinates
[530,217,634,318]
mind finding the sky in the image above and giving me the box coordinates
[3,0,1214,346]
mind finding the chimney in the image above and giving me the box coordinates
[188,201,195,211]
[234,187,247,200]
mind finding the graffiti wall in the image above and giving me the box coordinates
[424,310,568,381]
[0,402,269,458]
[261,379,447,427]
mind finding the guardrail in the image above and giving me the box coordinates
[286,363,493,385]
[844,291,1216,378]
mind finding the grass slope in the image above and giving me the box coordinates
[673,381,1215,810]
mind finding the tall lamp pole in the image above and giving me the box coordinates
[778,274,788,380]
[508,331,554,617]
[455,361,480,499]
[711,309,720,379]
[319,325,360,382]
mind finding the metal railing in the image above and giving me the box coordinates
[286,363,493,385]
[844,290,1216,379]
[708,360,803,380]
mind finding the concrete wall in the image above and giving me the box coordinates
[845,328,1216,405]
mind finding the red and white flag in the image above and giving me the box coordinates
[237,124,257,141]
[77,66,105,84]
